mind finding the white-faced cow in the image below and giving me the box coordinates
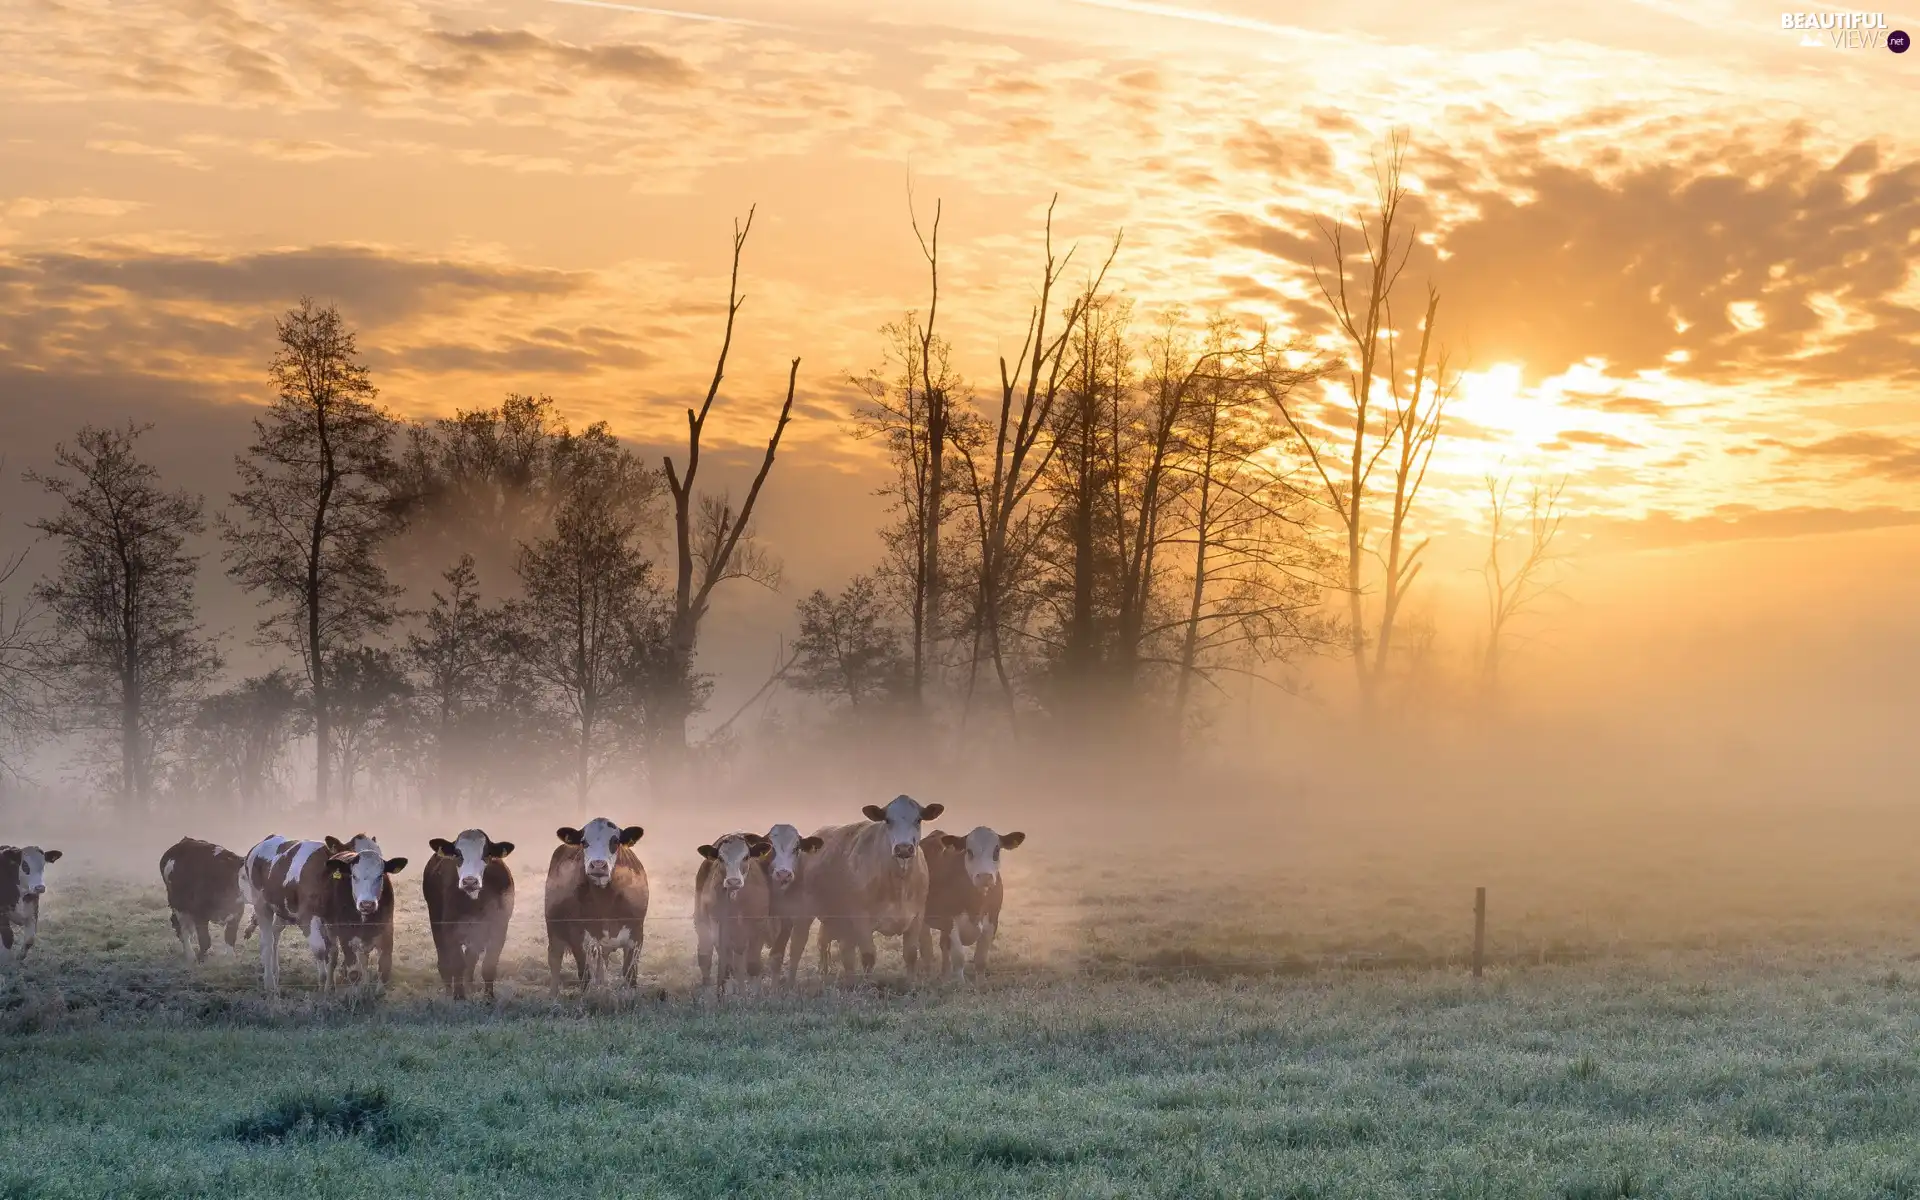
[424,829,515,999]
[246,834,408,995]
[759,822,823,986]
[921,826,1025,980]
[1,845,62,963]
[805,794,943,982]
[159,837,253,962]
[694,832,772,995]
[544,819,648,997]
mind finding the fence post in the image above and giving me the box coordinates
[1472,886,1486,980]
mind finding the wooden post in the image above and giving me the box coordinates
[1472,887,1486,980]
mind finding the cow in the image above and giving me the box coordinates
[805,794,944,983]
[159,837,253,962]
[544,819,648,998]
[694,832,772,995]
[246,835,407,995]
[320,833,399,985]
[760,822,824,987]
[921,826,1025,980]
[424,829,515,999]
[1,845,62,963]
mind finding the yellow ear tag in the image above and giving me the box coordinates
[332,869,343,880]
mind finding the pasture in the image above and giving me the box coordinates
[6,771,1920,1198]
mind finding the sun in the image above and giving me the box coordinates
[1455,363,1563,446]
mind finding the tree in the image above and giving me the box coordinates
[509,434,665,803]
[1262,132,1455,716]
[0,523,47,782]
[222,299,401,812]
[660,208,800,761]
[1165,324,1328,734]
[325,644,413,816]
[28,423,220,811]
[405,555,509,815]
[1479,473,1570,699]
[948,200,1117,731]
[789,574,910,710]
[177,670,305,812]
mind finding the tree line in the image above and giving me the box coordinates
[0,139,1570,815]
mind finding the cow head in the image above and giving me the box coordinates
[698,832,769,896]
[8,846,61,899]
[759,823,823,889]
[940,827,1024,893]
[328,847,408,917]
[861,794,945,866]
[430,829,514,899]
[558,818,642,887]
[325,833,381,855]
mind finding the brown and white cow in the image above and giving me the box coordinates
[921,826,1024,980]
[159,837,253,962]
[544,818,648,997]
[694,832,772,995]
[805,794,943,982]
[246,834,408,995]
[424,829,515,999]
[760,822,823,986]
[1,845,62,963]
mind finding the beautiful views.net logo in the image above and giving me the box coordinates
[1780,11,1909,50]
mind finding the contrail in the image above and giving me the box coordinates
[537,0,781,29]
[1064,0,1344,43]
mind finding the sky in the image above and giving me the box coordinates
[2,0,1918,735]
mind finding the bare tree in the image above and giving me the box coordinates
[28,423,220,811]
[1261,133,1455,716]
[949,200,1118,730]
[789,574,910,710]
[1165,325,1328,735]
[1479,473,1570,698]
[222,300,401,811]
[0,520,48,782]
[178,670,306,813]
[661,208,800,760]
[510,436,664,803]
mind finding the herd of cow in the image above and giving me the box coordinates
[2,794,1030,1000]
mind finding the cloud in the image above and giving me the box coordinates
[1588,504,1920,550]
[1788,431,1920,481]
[422,28,693,88]
[1545,429,1642,451]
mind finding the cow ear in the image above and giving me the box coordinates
[861,805,886,821]
[620,826,644,845]
[489,841,515,859]
[42,850,62,863]
[799,836,824,852]
[697,844,719,860]
[329,851,358,865]
[750,841,771,858]
[941,834,966,851]
[429,838,453,856]
[919,802,945,821]
[999,832,1026,850]
[324,835,346,852]
[384,857,409,875]
[557,827,584,845]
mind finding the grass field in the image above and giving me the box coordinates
[7,771,1920,1198]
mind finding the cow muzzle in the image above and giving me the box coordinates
[772,868,794,886]
[723,877,745,895]
[892,843,916,860]
[357,900,377,915]
[460,878,483,898]
[585,862,612,885]
[29,884,46,896]
[973,873,996,890]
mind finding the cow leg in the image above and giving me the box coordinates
[0,918,13,960]
[973,917,995,977]
[223,913,244,954]
[479,930,505,1001]
[546,935,569,999]
[169,911,191,961]
[193,918,214,963]
[620,936,638,989]
[696,917,715,989]
[786,918,811,988]
[259,915,280,996]
[851,926,876,980]
[307,917,331,993]
[769,918,792,978]
[16,900,37,961]
[378,928,394,988]
[947,925,967,981]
